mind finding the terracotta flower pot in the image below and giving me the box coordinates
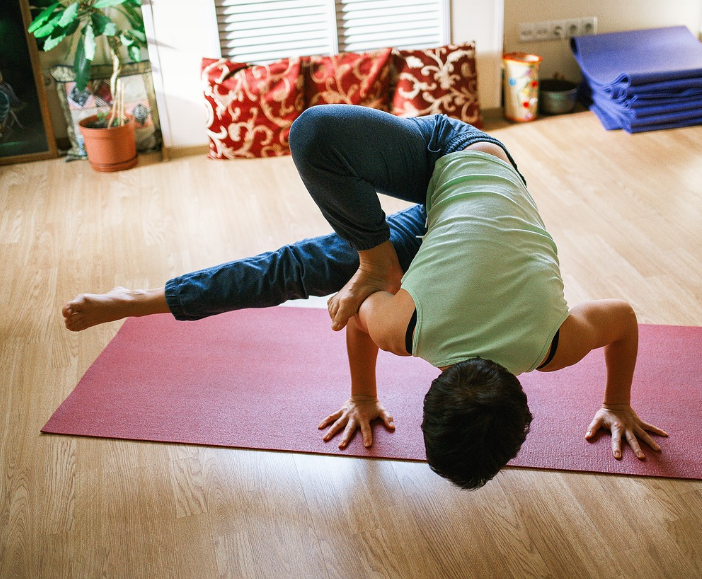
[78,115,138,172]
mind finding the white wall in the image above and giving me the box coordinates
[503,0,702,81]
[451,0,504,115]
[141,0,220,149]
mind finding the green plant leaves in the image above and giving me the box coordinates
[57,2,79,28]
[119,2,143,29]
[93,0,131,8]
[31,11,64,38]
[42,25,70,51]
[120,31,144,62]
[27,2,62,33]
[28,0,147,91]
[127,44,141,62]
[90,11,117,37]
[30,2,79,50]
[73,35,91,91]
[84,23,96,61]
[128,28,146,44]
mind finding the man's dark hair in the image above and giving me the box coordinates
[422,357,533,490]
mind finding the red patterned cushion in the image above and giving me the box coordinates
[391,43,482,127]
[202,57,304,159]
[304,48,392,109]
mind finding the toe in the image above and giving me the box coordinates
[66,315,85,332]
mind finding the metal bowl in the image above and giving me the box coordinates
[539,79,578,115]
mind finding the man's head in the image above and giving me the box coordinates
[421,357,533,490]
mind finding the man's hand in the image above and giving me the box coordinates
[319,395,395,449]
[585,403,668,459]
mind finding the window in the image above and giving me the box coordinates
[214,0,449,63]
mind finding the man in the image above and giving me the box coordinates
[64,105,667,489]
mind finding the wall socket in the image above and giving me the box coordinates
[519,16,597,42]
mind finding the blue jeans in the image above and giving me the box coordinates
[165,105,520,321]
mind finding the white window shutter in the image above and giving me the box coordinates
[215,0,336,63]
[214,0,448,64]
[335,0,447,53]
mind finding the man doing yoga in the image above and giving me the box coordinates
[63,105,667,490]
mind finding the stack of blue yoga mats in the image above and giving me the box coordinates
[571,26,702,133]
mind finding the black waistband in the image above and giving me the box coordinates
[536,330,560,369]
[405,309,418,354]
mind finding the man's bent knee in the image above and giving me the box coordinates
[289,105,339,163]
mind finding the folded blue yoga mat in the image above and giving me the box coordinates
[591,92,702,119]
[571,26,702,88]
[590,103,702,133]
[623,94,702,109]
[609,78,702,101]
[573,26,702,133]
[581,83,702,108]
[620,117,702,134]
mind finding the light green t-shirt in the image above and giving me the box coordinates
[401,151,569,375]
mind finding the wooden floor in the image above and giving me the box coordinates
[1,111,701,579]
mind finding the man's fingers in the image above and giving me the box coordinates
[339,418,358,449]
[611,426,623,459]
[585,416,602,439]
[640,420,669,438]
[635,425,662,452]
[359,419,373,448]
[322,402,397,449]
[319,410,343,430]
[380,409,395,430]
[625,430,645,460]
[323,415,348,442]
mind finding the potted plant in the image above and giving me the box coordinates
[28,0,148,171]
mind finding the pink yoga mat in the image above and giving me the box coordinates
[44,308,701,480]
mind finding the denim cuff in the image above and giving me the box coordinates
[347,232,392,252]
[164,278,189,321]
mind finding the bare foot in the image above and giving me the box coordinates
[327,241,403,331]
[62,287,168,331]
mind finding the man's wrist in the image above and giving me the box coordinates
[350,393,378,401]
[602,401,631,410]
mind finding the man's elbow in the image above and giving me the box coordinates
[619,300,638,336]
[603,299,638,346]
[615,300,637,327]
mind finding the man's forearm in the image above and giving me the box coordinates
[346,316,379,397]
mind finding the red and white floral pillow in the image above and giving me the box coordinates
[304,48,392,110]
[202,57,305,159]
[391,43,483,127]
[202,44,482,159]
